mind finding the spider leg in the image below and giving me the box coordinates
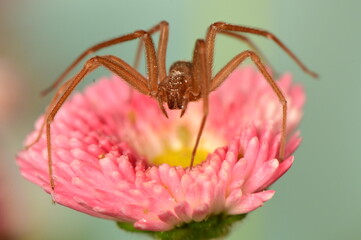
[211,50,287,161]
[27,30,157,151]
[133,21,169,81]
[42,34,158,189]
[218,31,275,73]
[206,22,318,79]
[45,55,155,189]
[41,26,162,96]
[129,21,168,102]
[189,39,209,168]
[25,79,72,150]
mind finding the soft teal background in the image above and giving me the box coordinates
[0,0,360,239]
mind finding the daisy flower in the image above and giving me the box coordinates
[17,67,305,239]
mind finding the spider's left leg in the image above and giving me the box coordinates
[205,22,318,79]
[189,39,209,168]
[218,31,275,73]
[210,50,288,161]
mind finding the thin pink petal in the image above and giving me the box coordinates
[228,190,275,215]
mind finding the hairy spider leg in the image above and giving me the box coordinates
[205,22,318,160]
[210,50,287,160]
[189,39,209,168]
[41,23,166,96]
[31,30,158,189]
[133,21,169,81]
[130,21,169,102]
[218,31,275,73]
[206,22,318,83]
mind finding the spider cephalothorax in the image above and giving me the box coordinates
[28,21,317,189]
[157,61,201,117]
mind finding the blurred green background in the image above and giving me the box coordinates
[0,0,360,239]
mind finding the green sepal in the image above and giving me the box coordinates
[116,213,247,240]
[116,221,152,234]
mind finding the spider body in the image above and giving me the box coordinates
[157,61,199,114]
[28,21,317,190]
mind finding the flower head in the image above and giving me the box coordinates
[17,67,304,234]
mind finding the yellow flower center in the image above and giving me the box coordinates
[152,147,209,168]
[152,124,209,167]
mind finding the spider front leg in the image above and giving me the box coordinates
[44,54,157,189]
[41,29,158,189]
[41,25,164,96]
[131,21,169,102]
[133,21,169,81]
[189,39,210,168]
[211,50,288,160]
[27,29,157,152]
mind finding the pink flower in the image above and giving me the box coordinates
[17,67,304,232]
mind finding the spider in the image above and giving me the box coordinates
[27,21,317,189]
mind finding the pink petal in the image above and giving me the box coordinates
[228,190,275,215]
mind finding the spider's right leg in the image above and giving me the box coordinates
[133,21,169,81]
[129,21,168,102]
[41,25,164,96]
[44,53,158,190]
[27,30,158,150]
[32,31,158,190]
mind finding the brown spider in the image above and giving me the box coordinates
[28,21,317,189]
